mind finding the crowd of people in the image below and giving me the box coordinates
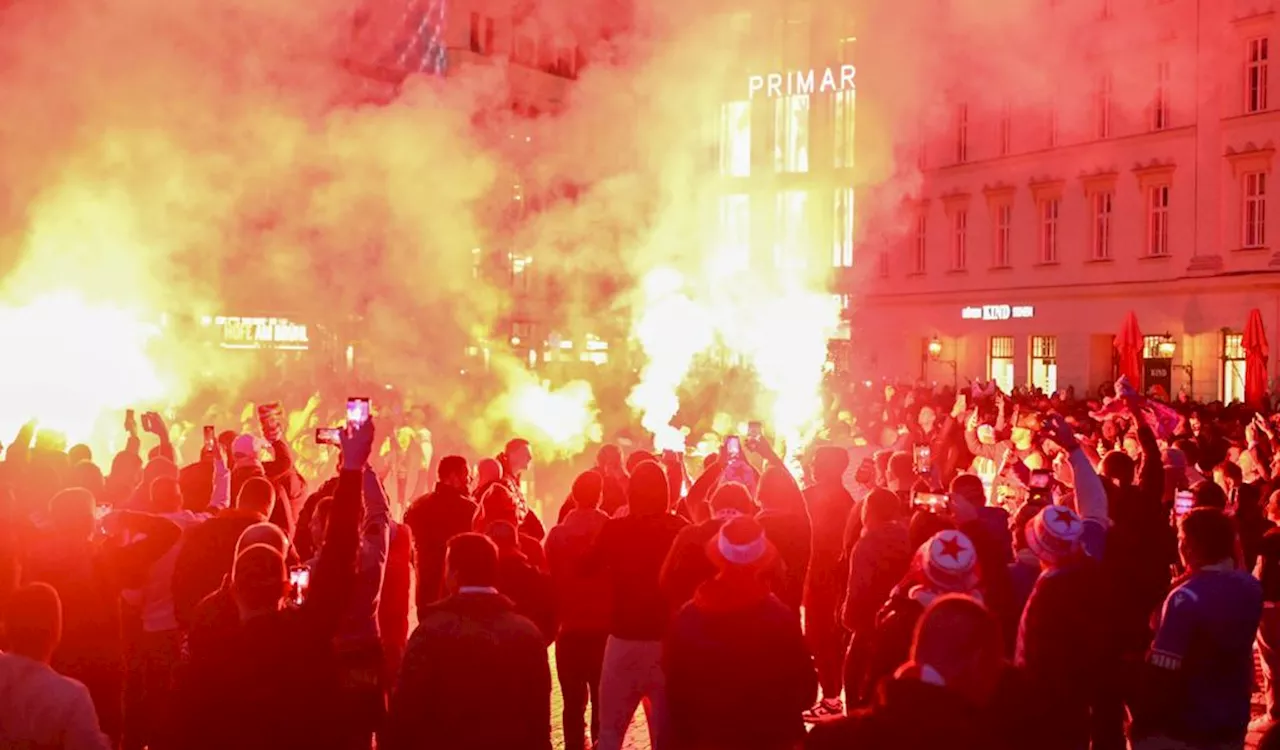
[3,374,1280,750]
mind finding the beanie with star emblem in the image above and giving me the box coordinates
[920,529,979,593]
[1027,504,1085,567]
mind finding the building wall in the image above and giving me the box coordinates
[851,0,1280,401]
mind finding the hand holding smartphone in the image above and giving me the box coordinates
[202,425,216,453]
[347,397,371,431]
[315,427,342,446]
[723,435,741,458]
[912,491,950,514]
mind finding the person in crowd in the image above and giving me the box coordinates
[171,474,272,632]
[485,519,557,642]
[841,487,911,706]
[474,457,502,497]
[497,438,544,541]
[1133,507,1263,749]
[476,483,548,570]
[1256,491,1280,729]
[0,582,111,750]
[802,445,855,722]
[402,455,476,614]
[545,471,613,750]
[663,516,816,750]
[964,407,1042,504]
[660,482,755,610]
[379,518,413,695]
[24,488,182,747]
[806,595,1013,750]
[382,533,551,750]
[755,466,812,613]
[862,529,983,698]
[585,461,687,750]
[173,415,372,750]
[558,447,629,522]
[228,432,300,539]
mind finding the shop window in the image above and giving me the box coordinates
[989,335,1015,394]
[1030,335,1058,394]
[719,101,751,177]
[834,90,856,169]
[718,194,751,272]
[774,95,810,173]
[833,187,855,267]
[1223,331,1246,403]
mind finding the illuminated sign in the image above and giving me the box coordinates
[961,305,1034,322]
[748,65,855,100]
[205,316,310,350]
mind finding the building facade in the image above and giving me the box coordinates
[853,0,1280,402]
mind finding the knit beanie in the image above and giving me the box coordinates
[1026,505,1085,567]
[920,530,979,593]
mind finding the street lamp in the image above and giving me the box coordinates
[1159,333,1195,395]
[925,335,957,385]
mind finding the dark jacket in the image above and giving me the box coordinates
[757,509,812,612]
[174,469,363,750]
[544,508,612,635]
[380,521,413,685]
[803,481,854,608]
[585,512,688,641]
[806,669,1037,750]
[842,521,911,632]
[229,444,301,539]
[403,484,478,612]
[660,518,727,611]
[497,548,558,644]
[382,592,552,750]
[171,508,264,630]
[665,576,816,750]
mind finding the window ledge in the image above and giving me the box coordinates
[1234,245,1269,252]
[1034,261,1061,267]
[907,271,927,278]
[947,268,969,275]
[1139,253,1173,261]
[1086,257,1114,263]
[989,264,1013,271]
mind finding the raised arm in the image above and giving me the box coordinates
[306,419,374,638]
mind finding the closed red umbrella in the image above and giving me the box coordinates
[1244,308,1269,407]
[1114,311,1143,391]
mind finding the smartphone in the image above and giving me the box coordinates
[912,492,949,513]
[1029,469,1053,489]
[289,565,311,606]
[315,427,342,446]
[347,397,371,429]
[747,422,763,441]
[125,409,136,432]
[913,444,932,474]
[203,425,215,452]
[724,435,741,457]
[1174,490,1194,517]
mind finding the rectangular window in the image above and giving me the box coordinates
[1147,185,1170,257]
[1048,106,1059,147]
[993,204,1012,268]
[999,102,1012,156]
[833,187,855,267]
[1152,61,1170,131]
[951,210,968,270]
[774,95,810,173]
[1223,332,1246,403]
[955,103,969,163]
[1030,335,1058,394]
[834,90,857,169]
[1095,73,1112,139]
[1143,334,1173,359]
[1248,37,1269,114]
[914,214,927,273]
[469,14,495,55]
[774,191,809,270]
[989,335,1015,394]
[719,101,751,177]
[1244,171,1267,248]
[1039,198,1060,263]
[1091,191,1113,260]
[718,194,751,272]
